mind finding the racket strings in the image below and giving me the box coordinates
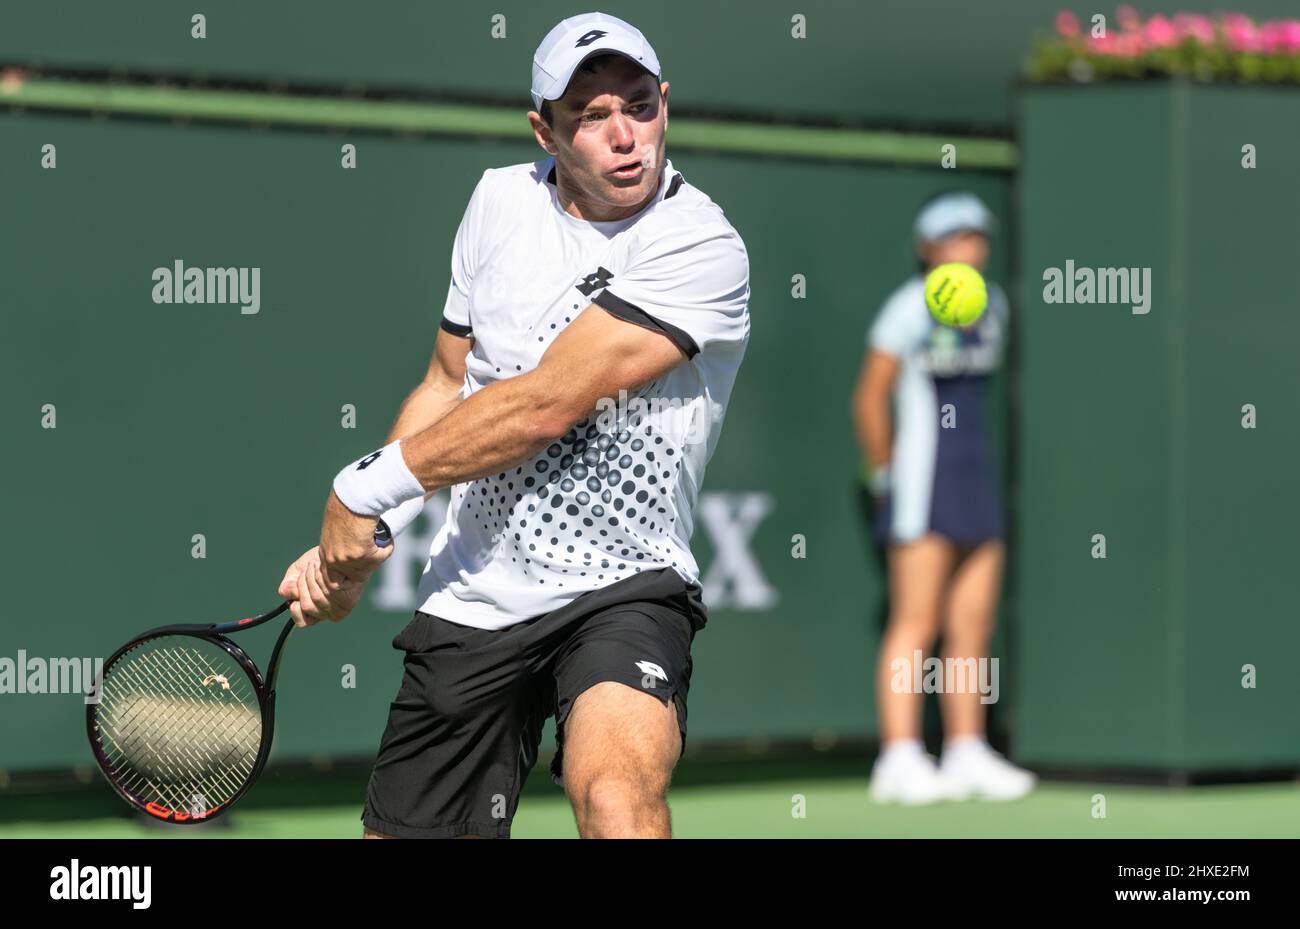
[94,637,264,814]
[108,658,253,807]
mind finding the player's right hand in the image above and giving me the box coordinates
[277,546,368,628]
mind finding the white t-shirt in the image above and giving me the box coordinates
[415,156,751,629]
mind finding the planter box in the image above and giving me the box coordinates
[1013,82,1300,776]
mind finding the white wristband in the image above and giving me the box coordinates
[378,495,427,539]
[332,440,425,518]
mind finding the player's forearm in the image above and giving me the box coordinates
[855,392,893,470]
[399,372,574,492]
[386,379,464,444]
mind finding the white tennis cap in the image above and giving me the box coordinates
[913,192,996,243]
[531,12,661,112]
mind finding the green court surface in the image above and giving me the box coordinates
[2,780,1297,839]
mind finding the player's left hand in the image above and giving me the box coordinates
[278,545,368,627]
[319,490,394,582]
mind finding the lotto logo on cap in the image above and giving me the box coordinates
[531,12,662,111]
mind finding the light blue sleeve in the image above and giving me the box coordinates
[867,280,928,357]
[987,282,1010,325]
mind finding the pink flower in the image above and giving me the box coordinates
[1145,14,1179,48]
[1055,10,1080,37]
[1116,5,1141,32]
[1114,30,1147,57]
[1220,14,1262,53]
[1257,20,1300,53]
[1172,13,1215,45]
[1093,29,1145,57]
[1088,30,1118,54]
[1279,20,1300,52]
[1258,21,1283,53]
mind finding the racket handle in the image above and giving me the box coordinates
[374,519,393,548]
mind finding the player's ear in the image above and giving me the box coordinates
[528,111,558,155]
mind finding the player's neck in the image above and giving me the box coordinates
[555,163,661,223]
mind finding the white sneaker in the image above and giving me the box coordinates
[869,743,955,805]
[940,739,1037,801]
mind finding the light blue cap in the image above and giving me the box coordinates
[913,192,995,244]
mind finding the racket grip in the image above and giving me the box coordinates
[374,519,393,548]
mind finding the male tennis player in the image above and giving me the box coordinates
[277,12,750,838]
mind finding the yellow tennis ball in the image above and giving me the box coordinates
[925,262,987,326]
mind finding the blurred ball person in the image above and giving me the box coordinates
[851,192,1034,804]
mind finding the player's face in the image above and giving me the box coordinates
[921,230,990,271]
[534,58,669,221]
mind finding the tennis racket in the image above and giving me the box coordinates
[85,521,392,823]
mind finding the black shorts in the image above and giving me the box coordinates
[361,566,707,838]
